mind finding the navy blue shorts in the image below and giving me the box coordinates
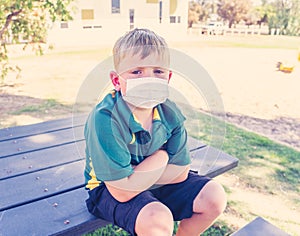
[86,171,211,235]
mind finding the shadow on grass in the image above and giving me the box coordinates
[0,93,73,128]
[182,107,300,198]
[224,113,300,151]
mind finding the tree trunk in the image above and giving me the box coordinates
[0,9,22,41]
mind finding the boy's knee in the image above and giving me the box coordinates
[194,180,227,216]
[136,202,173,235]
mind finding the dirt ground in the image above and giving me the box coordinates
[1,37,300,235]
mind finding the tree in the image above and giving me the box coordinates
[269,0,300,35]
[254,0,272,28]
[287,0,300,36]
[243,8,260,27]
[256,0,300,36]
[0,0,74,81]
[217,0,252,28]
[188,1,213,28]
[188,2,201,28]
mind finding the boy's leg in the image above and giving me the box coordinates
[135,201,174,236]
[86,184,174,236]
[175,180,227,236]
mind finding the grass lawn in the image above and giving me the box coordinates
[171,34,300,50]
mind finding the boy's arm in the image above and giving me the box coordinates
[105,150,168,202]
[155,164,190,185]
[155,119,191,184]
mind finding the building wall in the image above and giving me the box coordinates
[47,0,188,47]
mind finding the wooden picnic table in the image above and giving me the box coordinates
[0,115,238,235]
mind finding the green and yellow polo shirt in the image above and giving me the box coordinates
[84,90,191,190]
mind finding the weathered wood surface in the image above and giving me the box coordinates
[0,116,238,235]
[231,217,290,236]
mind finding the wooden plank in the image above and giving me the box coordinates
[0,129,203,160]
[0,137,204,181]
[0,115,87,142]
[0,126,84,158]
[187,136,207,151]
[0,146,200,211]
[0,132,203,160]
[231,217,290,236]
[0,141,85,180]
[0,148,239,236]
[190,146,239,178]
[1,145,237,212]
[0,188,110,236]
[0,160,85,211]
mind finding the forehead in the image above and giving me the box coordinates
[117,52,169,74]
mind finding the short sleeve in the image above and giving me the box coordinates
[166,124,191,166]
[158,100,191,166]
[85,109,134,181]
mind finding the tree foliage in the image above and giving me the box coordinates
[188,0,214,28]
[254,0,300,35]
[0,0,74,81]
[188,2,201,28]
[287,0,300,36]
[189,0,300,35]
[217,0,252,28]
[254,0,272,28]
[269,0,300,35]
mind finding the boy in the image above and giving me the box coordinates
[84,28,227,236]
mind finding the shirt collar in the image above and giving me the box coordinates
[115,91,162,133]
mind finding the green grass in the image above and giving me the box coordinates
[11,98,72,115]
[201,221,234,236]
[11,46,111,60]
[223,124,299,194]
[84,224,130,236]
[186,110,300,195]
[10,35,300,63]
[84,220,234,236]
[172,34,300,50]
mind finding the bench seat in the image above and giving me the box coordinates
[231,217,290,236]
[0,116,238,235]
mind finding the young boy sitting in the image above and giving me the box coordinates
[84,28,227,236]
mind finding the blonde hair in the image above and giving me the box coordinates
[113,28,170,71]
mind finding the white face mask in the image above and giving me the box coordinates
[122,77,169,109]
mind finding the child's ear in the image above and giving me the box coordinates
[110,71,121,91]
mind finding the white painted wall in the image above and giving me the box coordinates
[47,0,188,47]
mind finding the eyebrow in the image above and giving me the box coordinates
[130,66,166,70]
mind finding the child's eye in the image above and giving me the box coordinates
[131,70,142,75]
[154,69,165,74]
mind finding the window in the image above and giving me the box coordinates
[112,0,120,14]
[170,16,176,23]
[177,16,181,23]
[81,9,94,20]
[129,9,134,24]
[60,22,69,29]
